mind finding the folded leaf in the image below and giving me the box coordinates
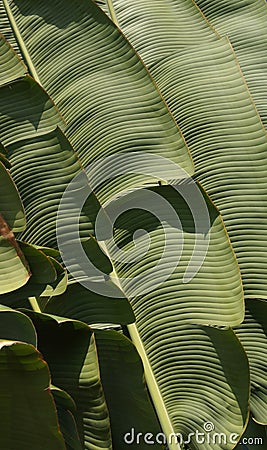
[0,220,30,294]
[0,340,66,450]
[94,329,162,449]
[0,160,25,232]
[56,406,83,450]
[0,304,36,345]
[44,282,135,326]
[0,247,67,304]
[19,242,57,283]
[22,311,112,450]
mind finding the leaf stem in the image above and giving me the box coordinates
[28,296,42,313]
[128,324,181,450]
[100,243,181,450]
[106,0,119,27]
[2,0,42,84]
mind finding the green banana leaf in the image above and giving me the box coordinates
[0,26,24,82]
[0,7,245,321]
[234,299,267,425]
[150,38,267,300]
[0,2,243,318]
[94,329,162,449]
[0,304,82,449]
[2,0,194,175]
[92,10,267,436]
[0,305,81,450]
[95,0,218,65]
[0,2,251,448]
[0,340,66,450]
[0,0,21,57]
[0,243,67,306]
[0,160,25,231]
[22,310,113,450]
[52,140,248,446]
[96,2,267,301]
[0,158,29,293]
[44,281,135,326]
[127,322,249,450]
[0,65,97,248]
[0,304,36,344]
[103,184,244,325]
[0,76,82,247]
[56,406,83,450]
[194,0,267,129]
[50,386,83,450]
[0,30,187,247]
[0,234,30,293]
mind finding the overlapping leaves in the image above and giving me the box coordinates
[0,0,266,449]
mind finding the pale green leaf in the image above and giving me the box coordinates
[0,235,30,294]
[0,253,67,304]
[19,242,57,284]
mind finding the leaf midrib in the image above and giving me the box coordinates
[2,0,41,84]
